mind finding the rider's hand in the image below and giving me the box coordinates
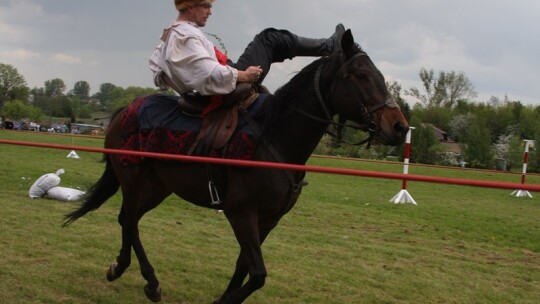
[237,66,263,83]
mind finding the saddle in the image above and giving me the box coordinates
[181,83,266,156]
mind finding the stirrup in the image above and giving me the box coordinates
[208,180,222,205]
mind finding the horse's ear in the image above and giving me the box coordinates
[341,29,354,56]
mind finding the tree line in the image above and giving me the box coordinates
[1,62,540,171]
[0,63,162,124]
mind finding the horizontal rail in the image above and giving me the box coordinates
[1,139,540,192]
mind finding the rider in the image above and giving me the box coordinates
[149,0,345,110]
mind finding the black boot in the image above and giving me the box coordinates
[294,23,345,56]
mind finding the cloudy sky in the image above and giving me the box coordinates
[1,0,539,105]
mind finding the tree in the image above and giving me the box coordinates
[462,116,493,168]
[44,78,66,97]
[529,125,540,173]
[108,86,161,111]
[73,81,90,99]
[407,68,446,106]
[410,122,441,164]
[506,135,526,171]
[448,113,473,142]
[0,63,30,113]
[387,80,411,121]
[93,82,118,111]
[518,105,539,139]
[444,71,477,107]
[30,87,45,98]
[406,68,477,107]
[2,100,43,121]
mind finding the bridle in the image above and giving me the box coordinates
[293,52,397,147]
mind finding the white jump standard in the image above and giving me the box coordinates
[390,127,417,205]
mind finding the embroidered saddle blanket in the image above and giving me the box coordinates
[120,93,269,166]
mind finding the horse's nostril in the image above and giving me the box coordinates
[394,122,408,135]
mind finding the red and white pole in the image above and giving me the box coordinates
[512,140,534,198]
[401,128,412,190]
[390,127,417,205]
[521,141,531,185]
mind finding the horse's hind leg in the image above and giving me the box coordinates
[108,174,171,302]
[106,205,132,281]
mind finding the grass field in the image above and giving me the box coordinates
[1,130,539,303]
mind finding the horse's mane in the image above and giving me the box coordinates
[257,44,365,141]
[270,43,363,108]
[273,58,325,103]
[256,57,328,141]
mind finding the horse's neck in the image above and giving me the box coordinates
[278,117,328,164]
[264,58,340,165]
[271,92,330,165]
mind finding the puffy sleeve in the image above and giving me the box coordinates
[167,36,237,95]
[148,41,168,90]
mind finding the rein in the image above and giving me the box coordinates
[290,53,385,147]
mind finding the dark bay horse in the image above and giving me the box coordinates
[64,30,409,303]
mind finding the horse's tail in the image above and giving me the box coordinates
[63,153,120,227]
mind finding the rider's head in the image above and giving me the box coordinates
[175,0,215,12]
[175,0,214,27]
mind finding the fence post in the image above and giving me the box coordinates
[66,134,80,159]
[390,127,417,205]
[511,139,535,198]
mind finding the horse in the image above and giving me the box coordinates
[63,29,409,303]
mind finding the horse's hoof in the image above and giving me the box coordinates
[106,264,120,282]
[144,284,162,303]
[213,296,228,304]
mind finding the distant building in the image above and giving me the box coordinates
[421,123,461,153]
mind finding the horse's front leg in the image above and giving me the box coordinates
[214,217,279,303]
[213,257,249,304]
[215,214,271,304]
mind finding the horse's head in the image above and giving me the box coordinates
[323,29,409,146]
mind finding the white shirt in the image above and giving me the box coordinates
[149,21,238,95]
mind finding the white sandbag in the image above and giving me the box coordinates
[46,186,86,202]
[28,169,65,198]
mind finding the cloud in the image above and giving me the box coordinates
[52,53,82,64]
[0,0,70,46]
[0,22,20,41]
[1,0,538,104]
[0,49,41,60]
[1,0,44,18]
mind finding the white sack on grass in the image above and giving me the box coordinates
[45,186,86,202]
[28,169,65,198]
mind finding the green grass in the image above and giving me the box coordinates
[1,130,539,303]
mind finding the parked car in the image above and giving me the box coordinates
[3,121,14,129]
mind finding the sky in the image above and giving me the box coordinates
[1,0,539,105]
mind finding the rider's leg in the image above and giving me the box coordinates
[293,24,345,56]
[234,24,345,83]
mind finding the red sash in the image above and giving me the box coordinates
[202,47,229,115]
